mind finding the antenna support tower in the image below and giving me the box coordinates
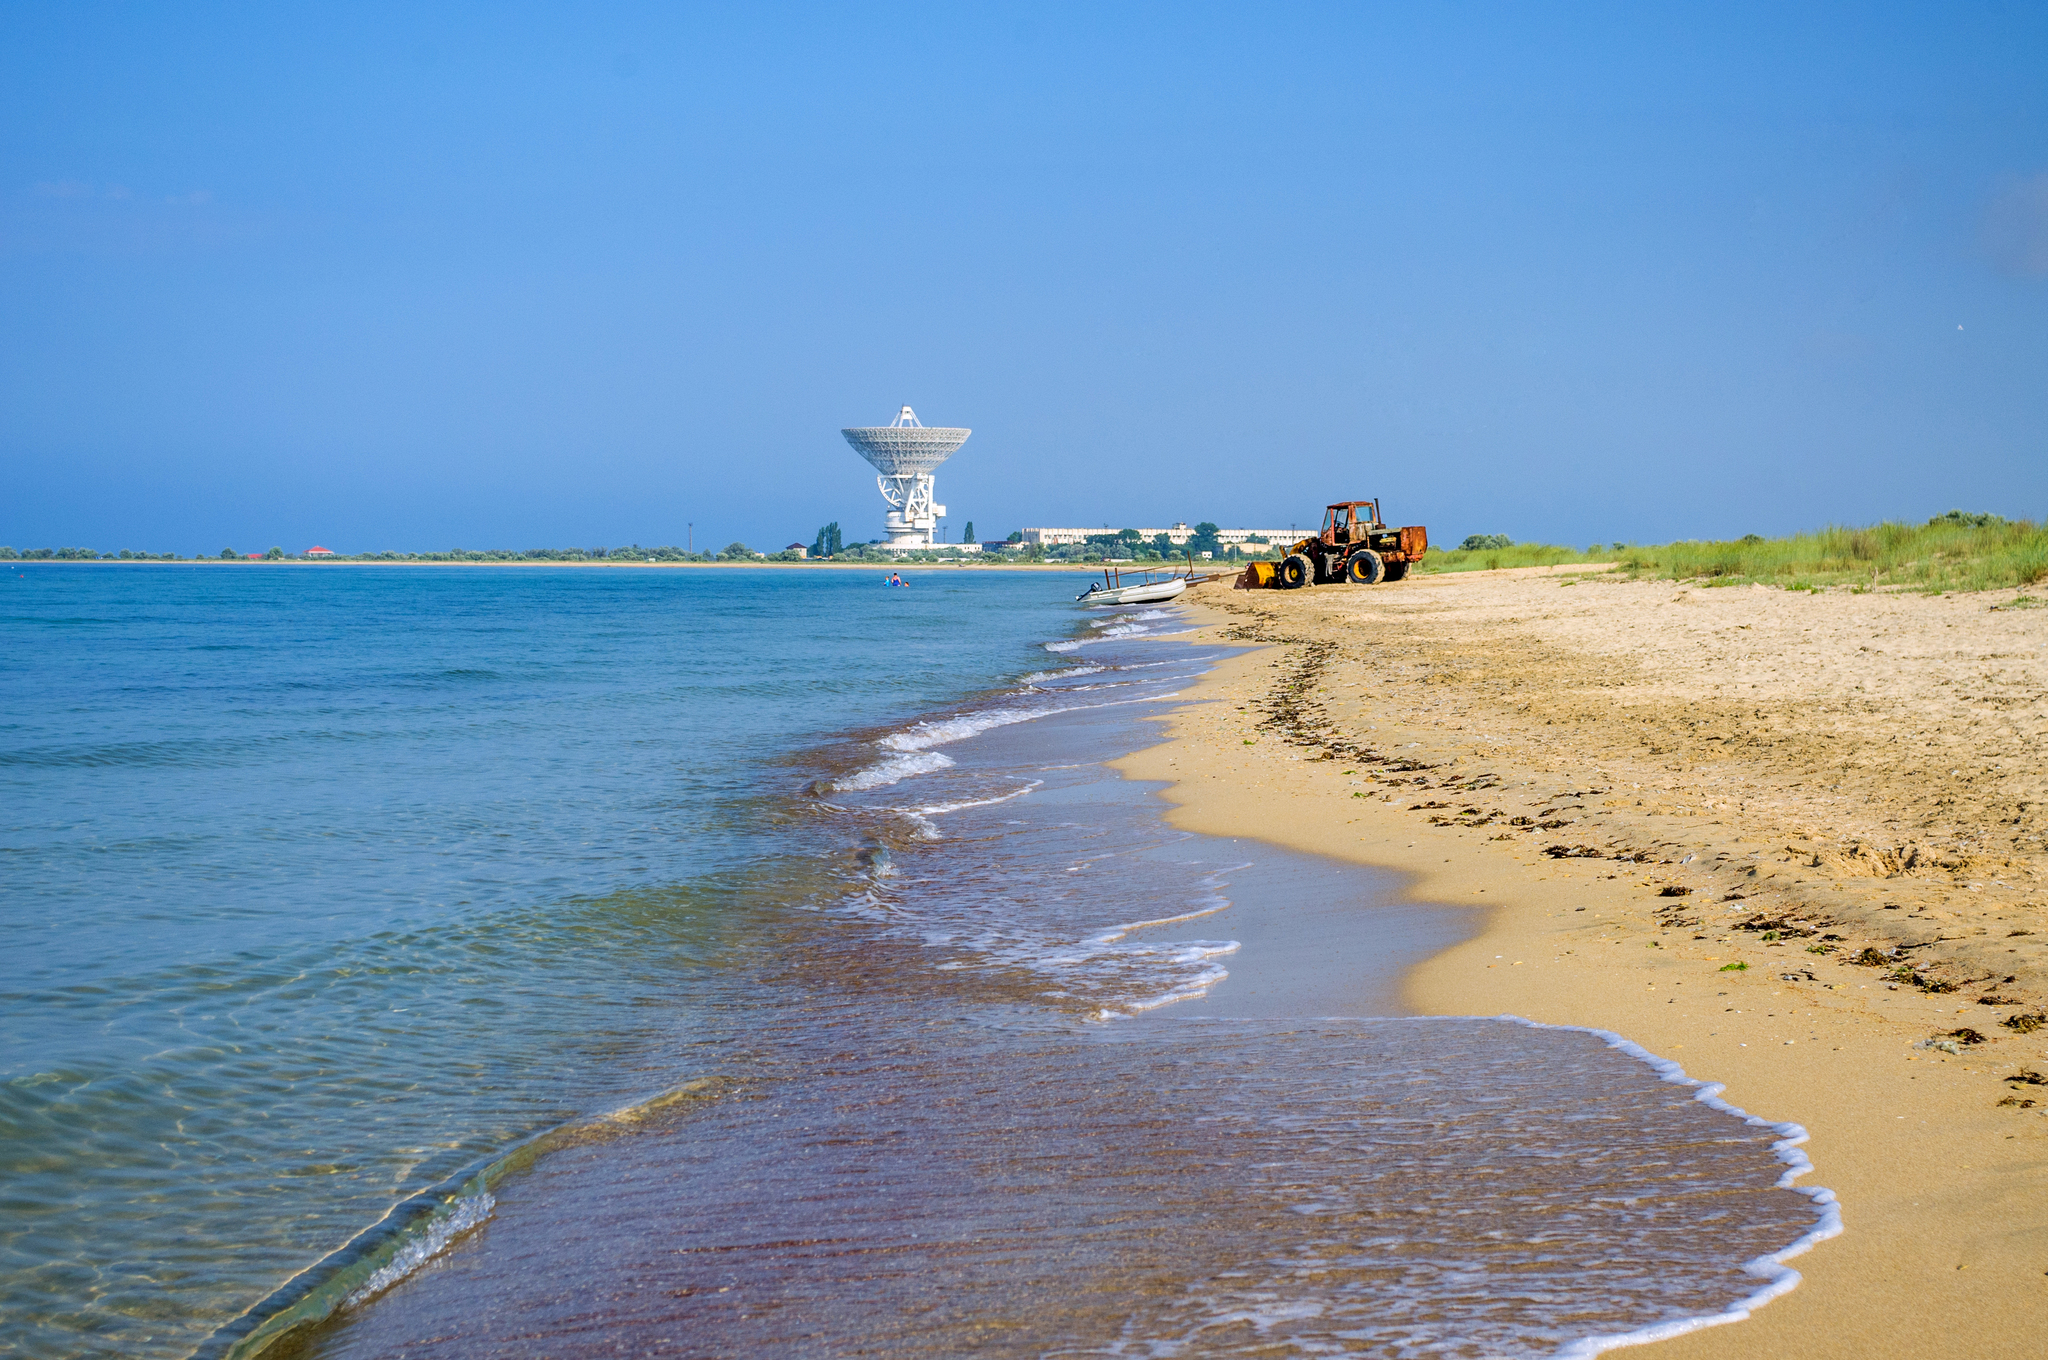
[839,406,972,550]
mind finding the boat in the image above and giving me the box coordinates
[1075,573,1189,606]
[1076,552,1225,605]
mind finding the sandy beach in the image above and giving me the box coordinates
[1124,567,2048,1358]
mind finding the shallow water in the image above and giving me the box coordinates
[0,566,1107,1358]
[0,566,1832,1360]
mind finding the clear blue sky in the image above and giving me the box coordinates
[4,2,2044,554]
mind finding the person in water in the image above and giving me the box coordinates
[888,571,906,587]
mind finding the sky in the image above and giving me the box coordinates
[3,2,2044,554]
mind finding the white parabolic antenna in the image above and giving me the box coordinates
[840,406,971,550]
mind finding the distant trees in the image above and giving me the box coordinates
[719,541,753,560]
[220,548,237,559]
[1187,522,1223,558]
[265,546,285,559]
[810,522,843,557]
[1459,534,1512,551]
[962,521,974,543]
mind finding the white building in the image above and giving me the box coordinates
[1018,523,1301,549]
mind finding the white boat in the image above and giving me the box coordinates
[1076,574,1188,606]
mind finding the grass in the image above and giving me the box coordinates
[1614,512,2048,593]
[1419,512,2048,594]
[1419,543,1621,574]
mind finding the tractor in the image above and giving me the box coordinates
[1236,501,1428,590]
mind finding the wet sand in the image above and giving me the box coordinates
[1125,570,2048,1358]
[278,626,1835,1359]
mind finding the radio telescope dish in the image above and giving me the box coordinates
[841,406,971,550]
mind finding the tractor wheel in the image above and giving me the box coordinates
[1345,550,1385,585]
[1278,554,1313,589]
[1383,559,1409,582]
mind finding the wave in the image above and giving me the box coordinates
[1089,608,1178,627]
[201,1079,727,1359]
[1020,663,1106,685]
[1506,1016,1843,1359]
[830,750,956,791]
[1045,621,1189,652]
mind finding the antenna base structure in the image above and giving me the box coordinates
[840,406,971,550]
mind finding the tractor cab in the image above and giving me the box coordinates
[1322,501,1382,546]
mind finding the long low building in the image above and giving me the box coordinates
[1018,523,1302,548]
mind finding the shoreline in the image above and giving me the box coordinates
[1120,574,2048,1359]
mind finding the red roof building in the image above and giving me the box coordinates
[306,546,336,556]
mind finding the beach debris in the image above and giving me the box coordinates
[2004,1068,2047,1086]
[1926,1038,1963,1055]
[1851,947,1897,966]
[1978,994,2020,1005]
[1543,843,1605,858]
[1719,961,1749,971]
[2002,1014,2045,1035]
[1996,1095,2038,1107]
[1735,915,1815,938]
[1944,1027,1987,1046]
[1658,885,1694,897]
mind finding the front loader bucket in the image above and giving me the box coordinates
[1236,561,1278,590]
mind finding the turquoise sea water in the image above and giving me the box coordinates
[1,566,1103,1357]
[2,565,1834,1359]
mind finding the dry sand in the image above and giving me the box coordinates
[1121,566,2048,1358]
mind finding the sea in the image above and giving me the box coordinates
[0,565,1835,1359]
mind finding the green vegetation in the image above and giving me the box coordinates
[20,511,2032,585]
[0,546,184,560]
[1612,511,2048,593]
[1420,511,2045,594]
[1421,542,1622,574]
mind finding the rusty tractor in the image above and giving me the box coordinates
[1235,501,1428,590]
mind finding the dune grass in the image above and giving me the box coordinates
[1418,542,1621,574]
[1612,512,2048,593]
[1417,512,2048,593]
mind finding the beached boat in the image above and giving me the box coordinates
[1075,573,1188,606]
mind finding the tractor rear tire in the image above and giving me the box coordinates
[1278,554,1313,589]
[1383,559,1409,582]
[1345,550,1385,585]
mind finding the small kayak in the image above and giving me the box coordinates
[1076,576,1188,606]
